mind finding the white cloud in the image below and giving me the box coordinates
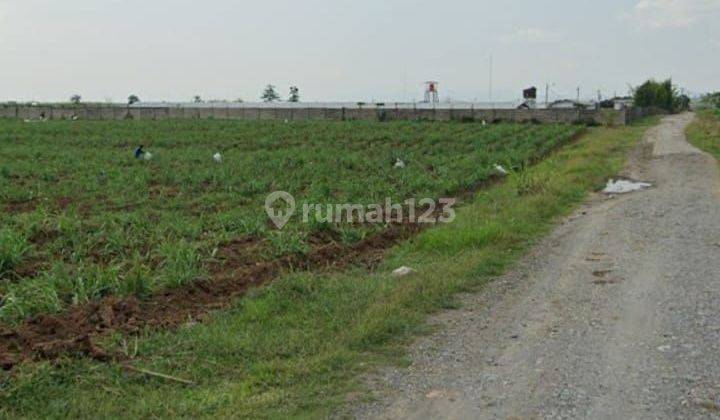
[624,0,720,29]
[501,28,559,44]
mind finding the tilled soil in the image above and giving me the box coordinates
[2,150,538,371]
[0,223,420,370]
[357,113,720,419]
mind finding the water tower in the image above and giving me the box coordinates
[424,81,439,103]
[523,86,538,108]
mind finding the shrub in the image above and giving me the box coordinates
[632,79,688,112]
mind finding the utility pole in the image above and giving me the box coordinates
[488,53,493,107]
[545,84,550,107]
[576,86,580,102]
[402,70,407,103]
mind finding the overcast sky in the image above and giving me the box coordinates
[0,0,718,103]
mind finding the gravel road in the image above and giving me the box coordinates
[357,113,720,419]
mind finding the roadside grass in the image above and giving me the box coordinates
[687,110,720,158]
[0,119,656,418]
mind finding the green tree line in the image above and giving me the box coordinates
[632,79,689,112]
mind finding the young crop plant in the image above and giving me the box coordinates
[0,118,581,322]
[0,228,31,279]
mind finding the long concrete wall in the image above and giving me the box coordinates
[0,104,635,126]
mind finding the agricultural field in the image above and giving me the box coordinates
[0,119,581,324]
[0,119,655,419]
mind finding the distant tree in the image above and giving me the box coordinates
[632,79,683,112]
[288,86,300,102]
[70,94,82,105]
[127,95,140,105]
[193,95,203,103]
[233,97,244,103]
[261,84,280,102]
[675,94,691,111]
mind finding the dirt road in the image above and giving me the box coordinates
[358,114,720,419]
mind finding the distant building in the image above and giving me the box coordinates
[610,97,634,110]
[548,99,597,110]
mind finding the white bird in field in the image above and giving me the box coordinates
[394,158,406,169]
[494,164,508,175]
[213,152,223,163]
[482,119,487,126]
[392,266,415,277]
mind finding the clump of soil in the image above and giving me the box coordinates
[4,200,37,214]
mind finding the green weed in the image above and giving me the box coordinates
[0,228,30,278]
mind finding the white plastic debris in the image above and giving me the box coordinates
[494,164,508,175]
[602,179,652,194]
[394,158,406,169]
[213,152,222,163]
[392,266,415,277]
[143,152,153,161]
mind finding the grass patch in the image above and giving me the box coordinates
[0,119,655,418]
[687,110,720,158]
[0,228,30,278]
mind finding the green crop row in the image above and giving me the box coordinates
[0,119,581,322]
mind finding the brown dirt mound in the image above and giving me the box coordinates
[4,199,38,214]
